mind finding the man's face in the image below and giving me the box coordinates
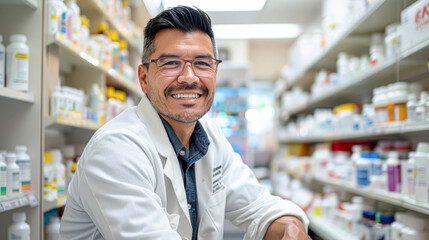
[138,29,217,123]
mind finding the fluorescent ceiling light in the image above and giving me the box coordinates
[213,24,301,39]
[162,0,267,11]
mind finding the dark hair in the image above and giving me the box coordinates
[142,5,217,63]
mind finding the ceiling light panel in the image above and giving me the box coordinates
[213,24,301,39]
[162,0,267,11]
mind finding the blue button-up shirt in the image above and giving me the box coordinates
[160,116,210,240]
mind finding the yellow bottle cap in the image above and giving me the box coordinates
[81,15,90,28]
[106,86,116,99]
[108,30,119,42]
[95,22,109,34]
[119,40,127,49]
[44,152,52,163]
[123,0,129,7]
[71,163,77,173]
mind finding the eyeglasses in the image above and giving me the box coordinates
[144,56,222,77]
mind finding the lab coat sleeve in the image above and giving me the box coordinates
[77,129,181,239]
[218,129,309,239]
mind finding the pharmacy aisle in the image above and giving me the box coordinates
[273,0,429,239]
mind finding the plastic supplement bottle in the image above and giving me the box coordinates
[15,145,31,192]
[0,154,7,199]
[8,212,30,240]
[356,152,372,187]
[6,153,20,197]
[0,34,5,87]
[6,34,29,91]
[387,151,401,193]
[46,0,60,35]
[414,142,429,203]
[51,149,66,200]
[45,216,60,240]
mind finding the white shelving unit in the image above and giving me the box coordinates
[308,215,358,240]
[0,87,35,103]
[0,1,44,239]
[41,0,151,225]
[279,122,429,143]
[275,1,429,239]
[0,0,38,9]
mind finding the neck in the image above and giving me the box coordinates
[162,116,196,149]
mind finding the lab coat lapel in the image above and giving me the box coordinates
[195,137,214,217]
[136,95,192,227]
[163,151,191,223]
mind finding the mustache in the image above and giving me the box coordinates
[165,83,209,96]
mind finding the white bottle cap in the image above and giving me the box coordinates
[61,145,75,158]
[416,142,429,153]
[13,212,26,222]
[15,145,27,153]
[49,216,60,223]
[352,196,363,204]
[10,34,26,43]
[50,149,62,163]
[6,153,17,163]
[388,151,399,159]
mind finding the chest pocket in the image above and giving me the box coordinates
[198,186,226,240]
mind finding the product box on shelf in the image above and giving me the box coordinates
[401,0,429,51]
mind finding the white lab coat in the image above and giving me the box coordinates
[60,95,309,240]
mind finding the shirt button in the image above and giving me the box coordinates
[179,150,186,156]
[188,204,192,210]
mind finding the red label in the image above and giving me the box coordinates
[415,3,429,30]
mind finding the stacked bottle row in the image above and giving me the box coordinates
[50,83,134,126]
[275,140,429,204]
[0,146,31,200]
[0,34,30,91]
[272,171,429,240]
[43,145,82,204]
[281,82,428,137]
[46,0,136,82]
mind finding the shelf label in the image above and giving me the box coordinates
[19,197,29,206]
[28,194,39,207]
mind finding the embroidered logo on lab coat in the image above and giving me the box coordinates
[212,165,224,193]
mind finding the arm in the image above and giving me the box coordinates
[79,130,181,239]
[264,216,311,240]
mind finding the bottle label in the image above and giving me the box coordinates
[12,172,20,193]
[388,165,400,192]
[0,166,6,196]
[356,166,370,186]
[16,159,31,192]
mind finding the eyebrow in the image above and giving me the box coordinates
[157,53,215,59]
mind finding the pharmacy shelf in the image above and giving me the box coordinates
[285,40,429,117]
[47,35,143,98]
[0,87,34,103]
[0,0,38,9]
[278,122,429,143]
[43,196,66,213]
[313,177,429,215]
[77,0,143,52]
[0,193,39,213]
[288,0,400,90]
[44,115,99,132]
[308,215,358,240]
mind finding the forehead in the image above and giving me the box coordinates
[152,29,214,58]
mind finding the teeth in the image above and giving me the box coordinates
[172,93,199,99]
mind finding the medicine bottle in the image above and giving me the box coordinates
[45,216,60,240]
[8,212,30,240]
[6,34,29,92]
[0,34,5,87]
[386,151,401,193]
[6,153,20,197]
[46,0,60,35]
[15,145,31,192]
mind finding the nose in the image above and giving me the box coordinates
[177,62,199,83]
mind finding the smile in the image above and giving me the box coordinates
[172,93,200,99]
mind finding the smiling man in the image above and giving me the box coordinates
[60,6,310,240]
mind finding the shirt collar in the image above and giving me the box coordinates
[159,116,210,158]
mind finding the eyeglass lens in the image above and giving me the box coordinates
[156,57,218,77]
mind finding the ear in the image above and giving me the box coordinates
[138,64,149,94]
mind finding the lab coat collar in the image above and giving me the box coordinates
[136,95,192,228]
